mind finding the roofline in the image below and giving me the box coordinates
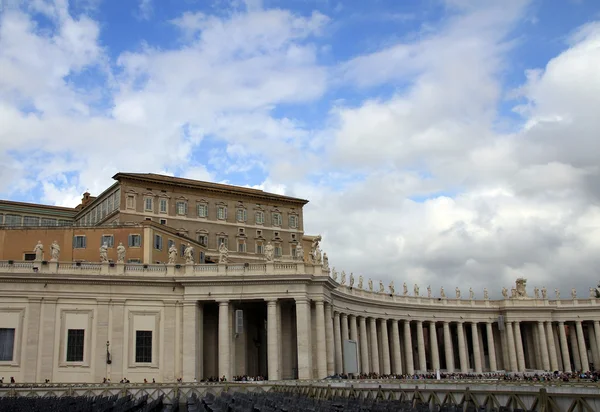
[74,182,120,217]
[113,173,309,205]
[0,199,78,213]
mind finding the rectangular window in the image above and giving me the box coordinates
[108,195,114,212]
[101,201,106,218]
[73,235,87,249]
[159,199,168,213]
[144,197,153,211]
[126,195,135,209]
[128,234,141,247]
[24,253,36,261]
[168,239,175,249]
[198,235,208,247]
[238,240,246,253]
[23,216,40,226]
[0,214,3,225]
[289,215,298,228]
[197,204,208,218]
[127,258,141,263]
[0,328,15,361]
[41,218,57,226]
[255,211,264,225]
[5,214,22,226]
[274,245,282,258]
[176,201,187,215]
[66,329,85,362]
[272,213,282,227]
[218,237,228,248]
[236,209,247,222]
[154,234,163,250]
[217,206,227,220]
[58,219,72,227]
[114,189,121,210]
[159,218,167,225]
[101,235,114,248]
[291,246,297,257]
[256,242,264,254]
[135,331,153,363]
[180,244,186,257]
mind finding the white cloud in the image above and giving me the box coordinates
[136,0,153,21]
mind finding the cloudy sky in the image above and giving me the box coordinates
[1,0,600,297]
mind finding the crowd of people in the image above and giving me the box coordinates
[326,370,599,382]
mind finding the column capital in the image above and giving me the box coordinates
[265,299,278,306]
[314,300,325,306]
[294,297,309,304]
[403,319,411,325]
[217,300,229,306]
[340,313,348,319]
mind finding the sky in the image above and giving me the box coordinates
[1,0,600,298]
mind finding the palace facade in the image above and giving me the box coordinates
[0,174,599,384]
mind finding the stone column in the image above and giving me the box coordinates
[333,312,342,373]
[369,317,380,374]
[340,313,349,373]
[349,315,360,374]
[588,328,599,368]
[325,303,335,376]
[359,317,370,373]
[403,320,414,375]
[545,321,558,371]
[429,321,440,372]
[505,321,518,372]
[569,324,582,371]
[267,300,280,380]
[471,322,482,373]
[416,320,427,372]
[594,321,600,368]
[536,321,550,371]
[391,320,402,375]
[486,322,497,372]
[218,301,230,380]
[514,321,526,372]
[314,300,327,379]
[443,322,455,372]
[182,301,201,382]
[575,321,589,371]
[558,322,571,372]
[380,319,391,375]
[457,322,468,373]
[295,298,312,379]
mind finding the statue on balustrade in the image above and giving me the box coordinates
[596,281,600,298]
[515,278,528,297]
[322,253,329,271]
[469,287,474,300]
[349,273,355,288]
[502,287,508,299]
[295,243,304,262]
[50,240,60,262]
[368,278,373,291]
[389,281,395,294]
[358,275,363,289]
[571,288,577,299]
[99,243,109,263]
[310,235,322,264]
[403,282,408,296]
[555,288,560,299]
[483,288,489,299]
[331,267,338,281]
[541,286,547,299]
[340,271,347,285]
[116,242,126,263]
[427,285,432,298]
[184,244,195,264]
[414,283,419,296]
[534,287,540,299]
[379,280,384,293]
[34,241,43,261]
[455,287,461,299]
[511,288,517,298]
[440,287,446,298]
[219,242,229,264]
[168,244,178,264]
[264,242,274,262]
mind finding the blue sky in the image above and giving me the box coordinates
[1,0,600,295]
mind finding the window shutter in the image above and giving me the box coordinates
[128,234,133,247]
[224,207,227,220]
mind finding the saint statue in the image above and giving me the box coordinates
[502,287,508,299]
[341,271,347,286]
[455,287,461,299]
[116,242,126,263]
[310,235,322,264]
[168,244,178,264]
[358,275,363,289]
[534,287,540,299]
[99,243,109,262]
[295,243,304,262]
[50,240,60,261]
[483,288,489,300]
[368,279,373,292]
[440,287,446,298]
[571,288,577,299]
[469,287,474,300]
[427,285,432,298]
[34,241,43,261]
[389,281,395,295]
[403,282,408,296]
[349,273,354,288]
[264,242,274,262]
[379,280,384,293]
[322,253,329,270]
[331,267,338,281]
[414,283,419,297]
[541,286,547,299]
[184,244,194,264]
[555,288,560,299]
[218,242,229,264]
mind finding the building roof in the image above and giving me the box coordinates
[0,199,78,217]
[113,172,309,205]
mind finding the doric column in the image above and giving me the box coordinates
[349,315,360,374]
[267,300,280,380]
[325,303,335,376]
[486,322,497,371]
[588,327,599,368]
[505,321,518,372]
[569,323,582,371]
[359,317,370,373]
[456,321,468,373]
[182,301,200,381]
[295,298,312,379]
[340,313,349,373]
[513,321,526,372]
[575,321,589,371]
[379,319,391,375]
[391,320,402,374]
[218,301,231,380]
[537,321,550,370]
[471,322,482,373]
[416,320,427,372]
[403,320,414,375]
[333,311,342,373]
[558,322,571,372]
[443,322,455,372]
[429,321,440,372]
[594,321,600,368]
[545,321,558,371]
[369,317,380,374]
[314,300,327,379]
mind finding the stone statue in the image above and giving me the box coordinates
[427,285,432,298]
[469,287,474,300]
[541,286,547,299]
[310,235,322,264]
[502,287,508,299]
[34,241,43,261]
[440,287,446,298]
[515,278,528,297]
[341,271,347,286]
[99,242,108,262]
[534,287,540,299]
[555,288,560,299]
[331,267,338,281]
[358,275,363,289]
[571,288,577,299]
[389,281,395,294]
[295,243,304,262]
[50,240,60,261]
[184,244,194,264]
[168,244,178,264]
[349,273,354,287]
[368,278,373,292]
[511,288,517,298]
[596,281,600,298]
[264,242,274,262]
[116,242,126,263]
[379,280,384,293]
[322,253,329,270]
[218,242,229,264]
[483,288,489,300]
[455,287,461,299]
[403,282,408,296]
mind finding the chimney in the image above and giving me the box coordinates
[81,192,91,207]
